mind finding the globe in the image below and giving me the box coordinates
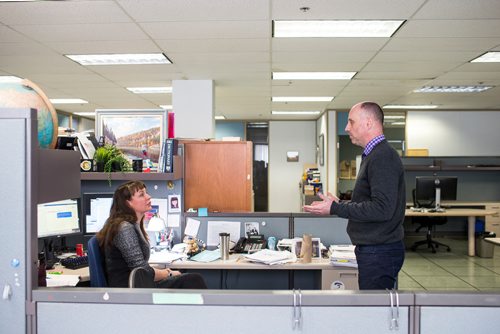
[0,78,58,148]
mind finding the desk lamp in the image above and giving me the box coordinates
[146,215,170,250]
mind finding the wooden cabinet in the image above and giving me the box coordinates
[183,141,253,212]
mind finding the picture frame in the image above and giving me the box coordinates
[95,109,167,169]
[319,134,325,166]
[295,237,322,258]
[168,194,181,213]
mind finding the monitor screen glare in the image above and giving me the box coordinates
[38,199,80,238]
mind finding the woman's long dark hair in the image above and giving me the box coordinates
[96,180,149,249]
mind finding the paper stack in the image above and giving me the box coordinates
[243,249,297,265]
[329,245,357,268]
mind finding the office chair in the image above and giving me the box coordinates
[410,189,451,253]
[87,236,108,287]
[128,267,155,288]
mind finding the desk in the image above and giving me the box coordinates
[46,264,90,286]
[485,238,500,246]
[405,208,496,256]
[154,254,358,290]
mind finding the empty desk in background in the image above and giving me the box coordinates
[405,208,496,256]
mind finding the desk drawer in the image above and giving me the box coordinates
[486,221,500,235]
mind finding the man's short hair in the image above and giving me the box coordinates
[360,101,384,124]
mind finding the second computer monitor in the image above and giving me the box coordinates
[415,176,458,208]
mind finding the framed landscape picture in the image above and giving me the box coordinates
[96,109,167,169]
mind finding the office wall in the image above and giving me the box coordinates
[407,111,500,156]
[269,121,316,212]
[215,121,245,140]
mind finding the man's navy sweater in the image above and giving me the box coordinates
[330,140,405,245]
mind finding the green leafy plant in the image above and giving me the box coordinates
[93,144,131,185]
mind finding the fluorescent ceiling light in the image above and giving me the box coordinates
[273,20,404,38]
[414,86,493,93]
[159,105,172,109]
[65,53,171,66]
[390,122,406,126]
[50,98,88,104]
[383,104,438,109]
[74,112,96,117]
[272,96,333,102]
[273,72,356,80]
[215,115,226,120]
[272,111,321,115]
[0,76,22,83]
[384,115,406,120]
[127,87,172,94]
[470,52,500,63]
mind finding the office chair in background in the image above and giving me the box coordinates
[410,189,451,253]
[87,236,108,287]
[128,267,155,288]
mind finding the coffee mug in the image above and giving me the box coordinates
[132,159,143,172]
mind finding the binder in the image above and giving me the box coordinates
[165,139,178,173]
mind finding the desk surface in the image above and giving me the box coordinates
[485,238,500,246]
[46,264,90,284]
[405,208,496,217]
[162,253,337,270]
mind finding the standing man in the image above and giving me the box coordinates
[304,101,405,290]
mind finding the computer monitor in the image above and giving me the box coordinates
[38,199,80,238]
[37,199,81,267]
[81,192,114,234]
[415,176,458,210]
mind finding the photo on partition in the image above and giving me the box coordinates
[295,238,321,258]
[244,222,260,236]
[168,194,181,213]
[96,109,167,169]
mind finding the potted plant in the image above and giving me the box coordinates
[93,144,131,185]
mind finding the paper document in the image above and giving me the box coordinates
[329,244,357,268]
[149,251,187,264]
[184,218,200,237]
[207,221,241,246]
[46,274,80,287]
[243,250,297,265]
[189,250,221,263]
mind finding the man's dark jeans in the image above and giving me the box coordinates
[355,240,405,290]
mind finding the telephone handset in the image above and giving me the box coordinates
[234,234,267,253]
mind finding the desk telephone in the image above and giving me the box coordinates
[234,235,267,253]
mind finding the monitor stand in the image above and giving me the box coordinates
[433,187,445,212]
[42,239,58,269]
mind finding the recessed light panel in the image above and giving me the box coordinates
[383,105,438,109]
[272,96,333,102]
[414,86,493,93]
[273,72,356,80]
[127,87,172,94]
[50,98,88,104]
[65,53,171,66]
[470,52,500,63]
[272,111,321,115]
[273,20,405,38]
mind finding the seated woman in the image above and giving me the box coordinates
[96,180,207,289]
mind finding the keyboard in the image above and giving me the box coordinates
[60,255,89,270]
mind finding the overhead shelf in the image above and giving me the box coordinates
[81,155,183,180]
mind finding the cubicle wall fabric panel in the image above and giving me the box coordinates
[407,111,500,156]
[37,302,410,334]
[0,111,30,333]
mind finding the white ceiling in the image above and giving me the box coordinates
[1,0,500,120]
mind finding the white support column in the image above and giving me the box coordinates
[172,80,215,139]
